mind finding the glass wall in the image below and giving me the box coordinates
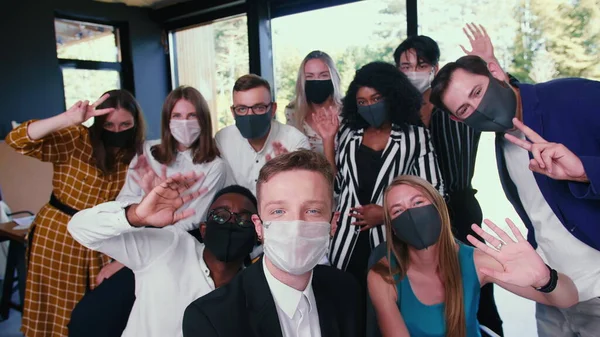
[170,14,249,132]
[418,1,599,335]
[271,0,407,121]
[55,18,123,127]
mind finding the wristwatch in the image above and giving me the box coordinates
[535,264,558,293]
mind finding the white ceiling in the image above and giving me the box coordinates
[94,0,189,8]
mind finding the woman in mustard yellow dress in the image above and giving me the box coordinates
[6,90,146,337]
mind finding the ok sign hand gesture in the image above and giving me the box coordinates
[504,118,588,182]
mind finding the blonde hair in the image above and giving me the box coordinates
[375,175,466,337]
[289,51,343,129]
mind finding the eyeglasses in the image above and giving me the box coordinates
[230,103,272,116]
[207,208,254,228]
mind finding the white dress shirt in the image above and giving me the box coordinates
[503,130,600,301]
[67,201,216,337]
[215,120,310,196]
[263,258,321,337]
[117,139,228,231]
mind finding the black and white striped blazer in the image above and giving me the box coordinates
[329,122,445,271]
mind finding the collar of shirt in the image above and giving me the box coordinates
[177,148,194,162]
[196,243,216,289]
[262,258,315,319]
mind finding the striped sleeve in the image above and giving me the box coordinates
[5,119,83,163]
[334,123,352,195]
[411,126,445,196]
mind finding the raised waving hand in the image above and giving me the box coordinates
[126,172,207,228]
[132,155,169,194]
[467,218,550,288]
[313,105,340,141]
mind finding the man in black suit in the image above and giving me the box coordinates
[183,149,362,337]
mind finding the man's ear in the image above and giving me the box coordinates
[270,102,278,119]
[487,60,508,83]
[199,223,206,239]
[433,64,440,75]
[251,214,263,240]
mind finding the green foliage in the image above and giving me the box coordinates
[510,0,600,82]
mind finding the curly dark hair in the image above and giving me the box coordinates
[341,62,423,130]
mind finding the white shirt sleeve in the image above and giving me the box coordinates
[116,154,145,205]
[293,133,311,151]
[172,159,228,231]
[67,201,178,271]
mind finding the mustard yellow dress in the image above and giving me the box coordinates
[6,121,129,337]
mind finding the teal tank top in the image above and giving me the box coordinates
[393,244,481,337]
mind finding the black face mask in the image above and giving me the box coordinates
[462,77,517,132]
[234,110,272,140]
[357,100,388,128]
[305,79,334,104]
[391,204,442,250]
[203,220,256,263]
[101,127,135,148]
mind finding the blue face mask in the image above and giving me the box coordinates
[234,110,272,139]
[357,100,388,128]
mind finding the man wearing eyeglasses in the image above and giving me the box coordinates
[215,74,310,196]
[67,176,258,337]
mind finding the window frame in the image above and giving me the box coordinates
[54,13,135,110]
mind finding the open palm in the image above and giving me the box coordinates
[313,106,340,141]
[460,23,496,63]
[467,219,549,288]
[132,155,168,194]
[130,172,206,227]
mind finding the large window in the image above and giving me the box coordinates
[418,1,600,335]
[55,18,125,127]
[418,0,599,82]
[272,0,407,122]
[169,14,249,132]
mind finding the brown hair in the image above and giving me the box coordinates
[256,149,334,202]
[89,89,146,174]
[151,86,219,165]
[233,74,272,97]
[430,55,492,113]
[374,175,466,337]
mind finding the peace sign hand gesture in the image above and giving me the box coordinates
[63,94,115,126]
[505,118,588,182]
[126,171,207,228]
[460,23,496,63]
[467,219,550,288]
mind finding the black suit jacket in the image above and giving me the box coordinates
[183,260,362,337]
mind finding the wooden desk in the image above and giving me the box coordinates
[0,221,28,320]
[0,221,28,244]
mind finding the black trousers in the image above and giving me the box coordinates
[447,189,504,337]
[68,267,136,337]
[346,229,371,337]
